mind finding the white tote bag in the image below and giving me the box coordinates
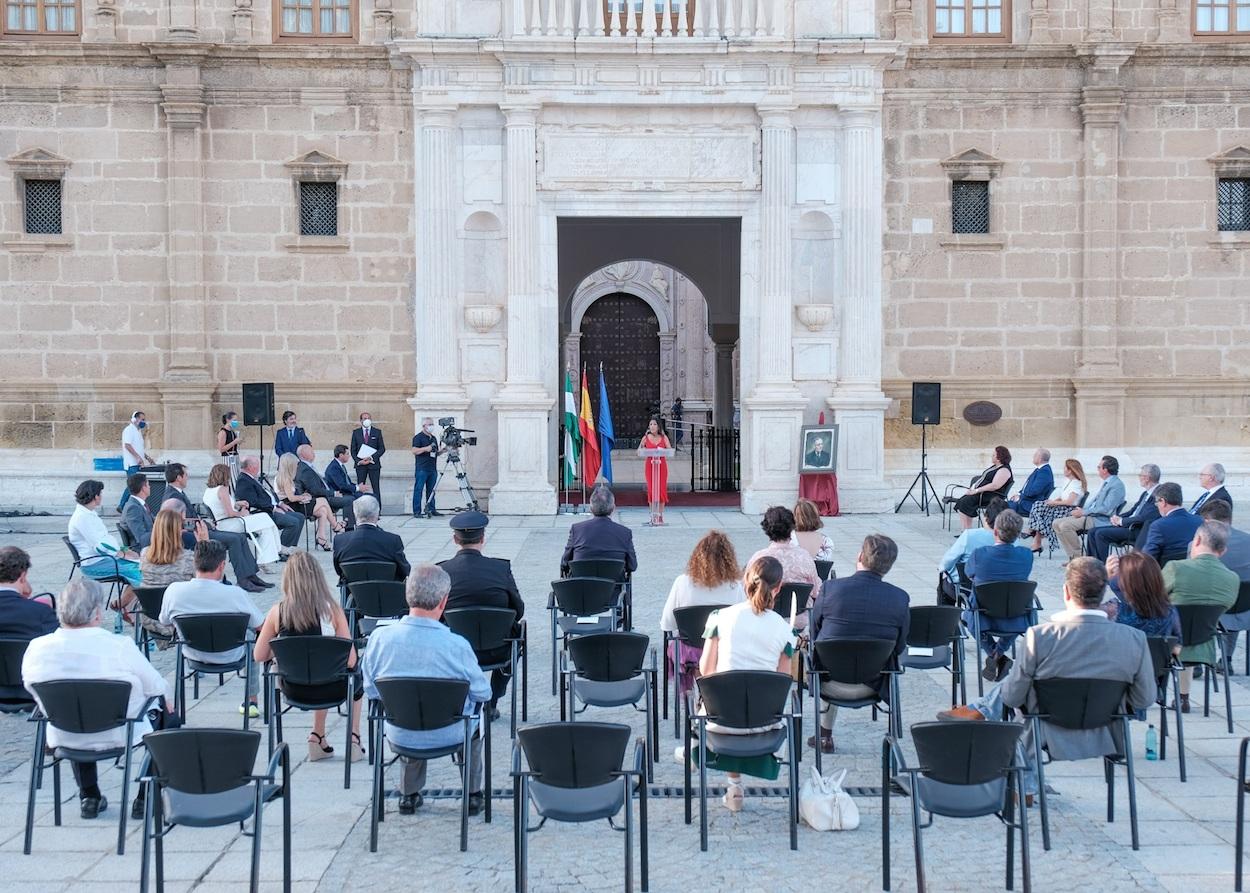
[799,767,860,831]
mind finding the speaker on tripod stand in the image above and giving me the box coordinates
[242,382,275,478]
[895,382,942,515]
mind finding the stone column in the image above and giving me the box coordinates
[659,331,676,413]
[828,105,891,511]
[713,343,735,427]
[490,103,556,514]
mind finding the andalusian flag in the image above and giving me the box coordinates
[578,368,601,486]
[562,369,580,488]
[597,365,615,483]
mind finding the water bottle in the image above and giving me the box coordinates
[1145,724,1158,761]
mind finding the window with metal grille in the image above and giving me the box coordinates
[1219,178,1250,231]
[23,178,62,235]
[951,180,990,234]
[299,181,338,236]
[4,0,79,34]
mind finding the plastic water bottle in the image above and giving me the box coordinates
[1145,724,1158,761]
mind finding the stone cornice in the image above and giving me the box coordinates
[159,83,207,129]
[882,377,1250,399]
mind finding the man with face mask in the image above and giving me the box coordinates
[118,411,153,511]
[411,417,443,518]
[274,410,311,460]
[350,411,386,509]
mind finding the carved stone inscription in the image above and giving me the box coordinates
[538,127,760,191]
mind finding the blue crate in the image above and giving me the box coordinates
[92,457,124,472]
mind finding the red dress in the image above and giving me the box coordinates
[642,433,670,505]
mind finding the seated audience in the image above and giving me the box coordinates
[1196,500,1250,661]
[939,558,1154,803]
[939,496,1008,583]
[23,579,176,820]
[1105,551,1180,640]
[163,463,267,593]
[332,495,410,582]
[1142,482,1202,564]
[275,452,341,551]
[438,510,524,717]
[233,455,304,555]
[659,531,744,698]
[138,508,209,646]
[964,509,1035,682]
[325,444,371,500]
[952,446,1014,531]
[1193,463,1234,513]
[1025,458,1087,555]
[1007,448,1054,515]
[1163,520,1240,712]
[361,563,492,816]
[0,546,57,639]
[1052,455,1125,562]
[296,444,357,534]
[119,473,154,550]
[68,479,140,614]
[203,463,281,566]
[748,506,820,612]
[560,484,638,576]
[791,498,834,562]
[253,550,363,762]
[697,556,796,813]
[160,541,266,718]
[807,534,909,754]
[1089,464,1162,562]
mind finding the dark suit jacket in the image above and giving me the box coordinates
[561,516,638,575]
[274,426,311,458]
[809,570,911,659]
[438,549,526,621]
[0,588,57,641]
[804,449,832,468]
[1193,486,1234,513]
[121,495,154,549]
[324,460,361,498]
[234,472,277,514]
[295,461,334,501]
[165,485,194,516]
[350,427,386,468]
[1143,508,1203,562]
[1120,490,1162,545]
[332,523,410,581]
[966,542,1034,584]
[1015,465,1055,513]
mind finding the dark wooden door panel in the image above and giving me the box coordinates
[581,293,659,449]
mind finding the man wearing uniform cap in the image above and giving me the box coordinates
[438,510,526,720]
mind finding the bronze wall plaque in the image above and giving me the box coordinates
[962,401,1002,426]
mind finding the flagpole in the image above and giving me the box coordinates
[579,362,586,513]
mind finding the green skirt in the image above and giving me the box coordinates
[692,746,781,781]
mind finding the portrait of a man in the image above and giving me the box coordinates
[800,426,838,473]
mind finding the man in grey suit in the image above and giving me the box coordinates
[1199,500,1250,661]
[1053,455,1127,561]
[940,557,1154,799]
[120,473,154,549]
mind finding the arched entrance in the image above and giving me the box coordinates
[579,294,660,448]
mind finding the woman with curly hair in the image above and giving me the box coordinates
[660,531,745,632]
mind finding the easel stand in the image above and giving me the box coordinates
[894,423,940,515]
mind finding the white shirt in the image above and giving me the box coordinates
[704,601,795,671]
[1050,607,1109,622]
[160,578,265,664]
[121,422,146,467]
[1054,478,1085,502]
[23,626,171,750]
[659,575,745,633]
[67,504,117,568]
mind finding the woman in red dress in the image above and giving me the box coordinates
[638,418,672,526]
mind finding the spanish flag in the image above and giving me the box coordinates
[578,368,601,486]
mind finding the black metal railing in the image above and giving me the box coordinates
[690,427,739,492]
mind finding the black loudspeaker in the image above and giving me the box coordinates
[242,382,275,427]
[911,382,941,426]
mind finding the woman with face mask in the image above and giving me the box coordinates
[217,411,242,480]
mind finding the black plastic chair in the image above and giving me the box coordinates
[815,559,836,582]
[1022,677,1139,852]
[1221,581,1250,676]
[24,679,159,856]
[513,722,647,893]
[900,605,966,710]
[661,603,729,737]
[882,721,1031,892]
[345,580,408,643]
[264,636,358,789]
[62,535,128,628]
[139,729,290,893]
[561,631,658,782]
[0,638,36,715]
[941,475,978,531]
[338,559,400,609]
[117,521,138,551]
[807,637,902,774]
[772,582,814,625]
[968,581,1039,696]
[1237,736,1249,892]
[567,558,632,630]
[170,612,256,729]
[548,577,621,695]
[1177,603,1235,733]
[131,586,169,656]
[368,676,491,853]
[444,606,528,738]
[684,670,799,852]
[1158,549,1188,569]
[1146,636,1186,782]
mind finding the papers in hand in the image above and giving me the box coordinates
[357,444,377,460]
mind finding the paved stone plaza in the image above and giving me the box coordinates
[0,508,1243,891]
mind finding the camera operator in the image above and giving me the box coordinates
[411,417,444,518]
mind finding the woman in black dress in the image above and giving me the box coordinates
[217,411,242,480]
[253,550,363,761]
[952,445,1014,531]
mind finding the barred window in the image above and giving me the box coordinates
[276,0,355,39]
[299,181,338,236]
[951,180,990,234]
[1194,0,1250,34]
[1219,178,1250,231]
[4,0,79,35]
[24,178,62,234]
[931,0,1009,39]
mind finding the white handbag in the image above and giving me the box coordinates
[799,766,860,831]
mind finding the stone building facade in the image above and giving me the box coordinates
[1,0,1248,512]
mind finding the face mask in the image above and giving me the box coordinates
[362,419,372,429]
[422,423,432,432]
[229,419,239,429]
[137,420,147,429]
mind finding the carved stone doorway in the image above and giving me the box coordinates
[579,293,660,448]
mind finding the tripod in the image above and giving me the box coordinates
[895,422,941,515]
[425,449,480,515]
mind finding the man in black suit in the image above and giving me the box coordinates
[325,445,368,500]
[1088,463,1162,561]
[332,496,410,582]
[163,463,269,592]
[438,510,525,716]
[807,533,910,753]
[1193,463,1234,513]
[295,445,356,530]
[350,412,386,508]
[804,436,832,469]
[1143,482,1203,564]
[560,485,638,577]
[120,473,155,549]
[234,456,304,552]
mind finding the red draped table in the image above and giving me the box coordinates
[799,473,839,516]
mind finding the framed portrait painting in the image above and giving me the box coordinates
[800,425,838,474]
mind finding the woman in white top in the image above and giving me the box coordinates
[203,463,281,565]
[1025,458,1088,555]
[791,498,834,563]
[67,479,141,619]
[697,555,795,813]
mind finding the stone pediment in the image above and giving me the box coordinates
[6,147,71,178]
[1209,146,1250,178]
[284,150,347,181]
[940,148,1003,180]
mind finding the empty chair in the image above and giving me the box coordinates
[815,559,836,582]
[966,581,1039,696]
[139,729,290,893]
[1176,603,1235,733]
[882,721,1031,893]
[512,722,648,893]
[561,631,657,781]
[345,580,408,641]
[662,603,729,737]
[568,558,632,629]
[337,559,400,609]
[444,606,528,738]
[170,612,256,729]
[265,636,359,789]
[547,577,621,695]
[1221,580,1250,676]
[771,582,813,626]
[807,637,902,773]
[900,605,966,711]
[0,638,36,715]
[1146,636,1186,782]
[130,586,169,655]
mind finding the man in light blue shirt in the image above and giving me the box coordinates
[1053,455,1126,561]
[361,563,491,815]
[940,497,1010,581]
